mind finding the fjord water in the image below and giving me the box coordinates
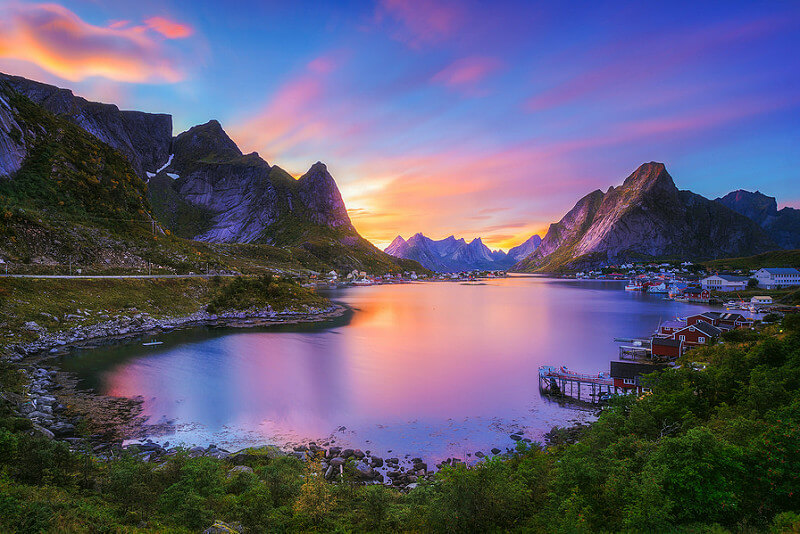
[62,276,712,461]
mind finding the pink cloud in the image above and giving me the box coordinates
[375,0,464,48]
[432,56,501,93]
[0,3,189,83]
[145,16,194,39]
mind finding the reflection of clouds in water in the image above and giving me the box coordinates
[91,278,717,460]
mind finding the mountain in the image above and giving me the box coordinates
[715,190,800,249]
[385,233,540,272]
[507,235,542,261]
[0,73,426,275]
[0,72,171,181]
[513,162,777,272]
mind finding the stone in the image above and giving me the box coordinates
[352,449,365,459]
[475,451,485,458]
[329,457,346,467]
[203,520,243,534]
[341,448,354,458]
[355,463,374,479]
[491,448,501,455]
[509,434,522,441]
[227,465,254,478]
[370,456,384,468]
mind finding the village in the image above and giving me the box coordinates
[540,265,800,404]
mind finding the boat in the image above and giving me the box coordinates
[142,340,163,346]
[625,281,644,291]
[648,283,668,294]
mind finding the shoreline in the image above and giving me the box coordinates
[2,303,350,459]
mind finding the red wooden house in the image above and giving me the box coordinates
[651,337,683,360]
[670,321,722,348]
[657,319,687,336]
[610,361,669,394]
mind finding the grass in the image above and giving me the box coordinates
[703,249,800,271]
[0,276,329,349]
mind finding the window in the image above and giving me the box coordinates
[623,378,635,385]
[698,336,705,343]
[679,335,685,341]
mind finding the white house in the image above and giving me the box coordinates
[753,267,800,289]
[701,274,749,292]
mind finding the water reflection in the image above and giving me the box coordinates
[62,276,716,459]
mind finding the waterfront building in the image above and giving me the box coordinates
[701,274,749,292]
[753,267,800,289]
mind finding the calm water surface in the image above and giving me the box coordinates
[61,276,716,461]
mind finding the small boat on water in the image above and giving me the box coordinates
[625,281,644,291]
[648,283,668,294]
[142,340,163,346]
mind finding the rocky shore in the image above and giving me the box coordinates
[3,303,347,361]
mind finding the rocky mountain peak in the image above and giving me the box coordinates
[715,190,778,224]
[173,120,243,163]
[297,162,353,229]
[621,161,675,193]
[0,71,172,180]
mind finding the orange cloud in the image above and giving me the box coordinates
[0,3,188,83]
[145,16,194,39]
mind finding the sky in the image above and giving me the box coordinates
[0,0,798,250]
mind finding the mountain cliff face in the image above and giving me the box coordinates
[715,190,800,249]
[150,120,356,245]
[0,72,172,181]
[507,235,542,261]
[386,233,540,272]
[513,162,777,272]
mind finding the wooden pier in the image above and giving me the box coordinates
[538,365,617,403]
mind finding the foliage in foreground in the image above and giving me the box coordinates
[1,317,800,532]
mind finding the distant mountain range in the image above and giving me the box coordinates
[513,162,779,272]
[715,190,800,250]
[385,233,541,272]
[0,72,425,275]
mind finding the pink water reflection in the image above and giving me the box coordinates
[93,277,714,460]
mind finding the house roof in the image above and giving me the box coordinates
[660,320,686,329]
[719,312,746,321]
[610,361,669,379]
[701,311,723,319]
[759,267,800,275]
[684,321,722,337]
[684,287,704,294]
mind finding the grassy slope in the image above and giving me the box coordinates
[703,249,800,271]
[0,276,328,349]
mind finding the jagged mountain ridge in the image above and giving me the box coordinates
[150,120,355,246]
[0,73,426,274]
[0,72,171,181]
[385,233,540,272]
[513,162,778,272]
[715,190,800,249]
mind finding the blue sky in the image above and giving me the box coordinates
[0,0,798,248]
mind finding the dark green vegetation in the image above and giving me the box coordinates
[3,316,800,532]
[205,274,327,314]
[704,249,800,271]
